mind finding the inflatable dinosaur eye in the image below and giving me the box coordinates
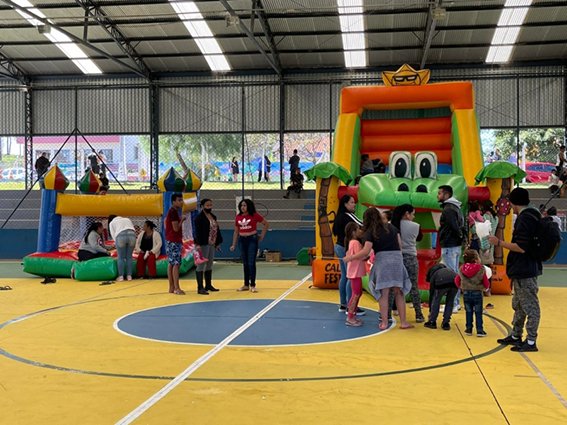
[414,151,437,179]
[389,151,412,179]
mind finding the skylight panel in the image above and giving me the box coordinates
[485,0,533,63]
[169,1,231,72]
[486,45,514,63]
[337,0,367,68]
[12,0,102,74]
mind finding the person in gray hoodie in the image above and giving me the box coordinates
[437,185,466,312]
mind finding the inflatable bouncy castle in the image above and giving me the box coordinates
[23,166,201,281]
[306,64,521,296]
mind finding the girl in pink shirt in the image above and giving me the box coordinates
[345,222,366,327]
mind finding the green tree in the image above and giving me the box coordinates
[140,134,241,180]
[492,127,565,164]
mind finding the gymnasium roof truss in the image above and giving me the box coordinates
[2,0,147,77]
[0,50,28,84]
[251,0,281,75]
[74,0,152,79]
[420,0,442,69]
[218,0,279,75]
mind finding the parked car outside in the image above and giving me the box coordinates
[524,161,556,183]
[1,167,26,181]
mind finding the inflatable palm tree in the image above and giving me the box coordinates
[305,162,353,260]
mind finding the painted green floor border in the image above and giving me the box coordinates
[0,260,564,287]
[0,260,311,281]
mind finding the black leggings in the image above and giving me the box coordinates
[78,250,108,262]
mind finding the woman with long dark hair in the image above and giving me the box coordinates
[194,198,223,294]
[134,220,162,279]
[230,198,269,292]
[344,208,413,330]
[392,204,424,322]
[332,195,364,314]
[77,221,111,261]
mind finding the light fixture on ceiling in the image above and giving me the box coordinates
[225,14,240,27]
[431,7,446,21]
[37,24,50,34]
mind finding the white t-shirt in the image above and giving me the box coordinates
[109,216,135,239]
[400,219,420,257]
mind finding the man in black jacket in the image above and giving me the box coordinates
[489,187,542,352]
[437,185,465,312]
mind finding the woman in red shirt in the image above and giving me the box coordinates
[230,198,269,292]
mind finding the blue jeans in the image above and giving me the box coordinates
[334,244,351,306]
[239,235,258,287]
[115,230,136,277]
[464,290,484,331]
[442,246,461,307]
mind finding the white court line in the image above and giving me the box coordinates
[490,316,567,409]
[116,273,312,425]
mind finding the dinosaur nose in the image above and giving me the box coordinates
[415,184,428,193]
[397,183,409,192]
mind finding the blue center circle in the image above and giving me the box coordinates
[116,299,383,346]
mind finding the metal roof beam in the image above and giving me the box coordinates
[74,0,151,78]
[420,0,441,69]
[218,0,280,75]
[1,0,148,79]
[1,0,564,13]
[4,19,567,44]
[11,38,567,62]
[0,50,28,84]
[254,0,281,75]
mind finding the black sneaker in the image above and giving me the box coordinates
[497,335,521,346]
[477,330,487,337]
[464,328,473,336]
[338,305,347,312]
[511,340,538,352]
[424,321,437,329]
[416,315,425,323]
[441,322,451,331]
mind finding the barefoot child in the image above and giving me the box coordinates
[455,249,491,337]
[344,222,366,327]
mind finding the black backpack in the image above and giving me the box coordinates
[529,215,562,262]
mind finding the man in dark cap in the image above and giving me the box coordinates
[488,187,542,352]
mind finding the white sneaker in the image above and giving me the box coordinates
[126,275,132,281]
[116,276,124,282]
[452,305,461,314]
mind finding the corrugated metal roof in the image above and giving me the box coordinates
[0,0,565,77]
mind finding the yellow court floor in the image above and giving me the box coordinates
[1,263,566,425]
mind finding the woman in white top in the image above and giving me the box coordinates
[108,215,136,281]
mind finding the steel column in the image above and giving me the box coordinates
[149,82,159,189]
[24,86,33,189]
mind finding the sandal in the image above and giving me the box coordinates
[400,324,415,330]
[346,319,362,327]
[40,277,56,284]
[378,321,389,331]
[0,285,12,290]
[173,289,186,295]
